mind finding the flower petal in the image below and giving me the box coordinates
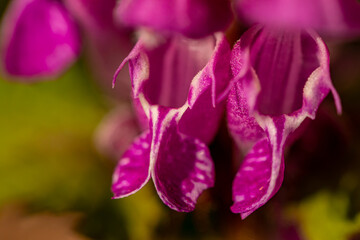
[1,0,81,79]
[139,34,216,108]
[150,108,214,211]
[231,117,285,219]
[229,25,341,119]
[112,32,230,211]
[112,131,151,198]
[228,25,341,218]
[179,33,231,143]
[235,0,360,37]
[115,0,232,38]
[114,32,231,142]
[226,69,264,151]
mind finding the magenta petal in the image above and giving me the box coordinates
[115,0,232,38]
[151,113,214,212]
[231,117,285,219]
[137,34,218,109]
[1,0,81,79]
[113,32,230,211]
[236,0,360,37]
[114,32,231,142]
[226,70,264,151]
[227,25,341,217]
[179,33,231,143]
[229,25,341,120]
[112,131,151,198]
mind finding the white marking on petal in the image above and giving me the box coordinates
[195,162,211,171]
[112,172,119,183]
[142,142,149,148]
[243,166,254,171]
[120,157,130,165]
[197,173,205,180]
[116,180,130,188]
[235,195,245,202]
[196,150,207,161]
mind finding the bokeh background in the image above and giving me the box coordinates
[1,0,360,239]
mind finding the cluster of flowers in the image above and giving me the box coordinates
[2,0,360,219]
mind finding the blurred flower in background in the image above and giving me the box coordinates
[1,0,81,79]
[0,0,360,239]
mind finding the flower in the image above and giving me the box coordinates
[235,0,360,37]
[115,0,233,38]
[111,32,231,211]
[227,25,342,218]
[1,0,81,79]
[1,0,130,86]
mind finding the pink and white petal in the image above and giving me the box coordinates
[229,27,342,218]
[247,27,325,116]
[141,34,216,109]
[226,71,264,151]
[281,30,341,128]
[179,33,231,143]
[231,116,286,219]
[113,40,149,97]
[152,127,214,212]
[229,26,341,127]
[186,33,229,109]
[227,26,271,151]
[113,33,209,104]
[115,0,232,38]
[148,107,214,212]
[1,0,81,79]
[112,40,150,125]
[114,32,229,130]
[112,131,152,198]
[299,30,342,117]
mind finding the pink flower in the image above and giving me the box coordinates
[227,25,342,218]
[112,32,231,211]
[1,0,81,79]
